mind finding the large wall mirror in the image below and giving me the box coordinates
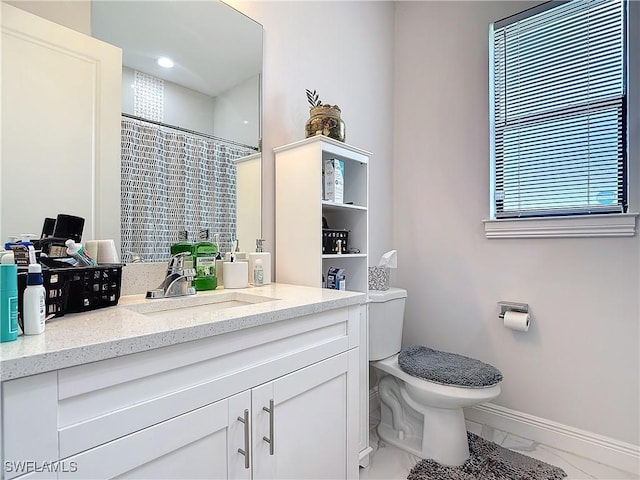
[1,0,262,261]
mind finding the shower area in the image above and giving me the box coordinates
[120,70,258,262]
[120,114,256,263]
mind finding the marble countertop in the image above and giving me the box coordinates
[0,284,365,381]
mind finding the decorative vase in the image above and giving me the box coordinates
[305,105,346,142]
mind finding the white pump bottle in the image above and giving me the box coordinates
[24,264,46,335]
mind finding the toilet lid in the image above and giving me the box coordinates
[398,345,503,387]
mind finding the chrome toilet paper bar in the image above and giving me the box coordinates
[497,301,529,319]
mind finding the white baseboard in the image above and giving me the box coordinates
[370,387,639,475]
[465,403,640,476]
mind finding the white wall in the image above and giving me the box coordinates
[230,1,396,264]
[394,0,639,447]
[213,74,260,148]
[6,0,90,35]
[121,66,217,135]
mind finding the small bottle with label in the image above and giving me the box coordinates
[193,229,218,291]
[252,258,264,286]
[23,264,46,335]
[248,239,271,285]
[0,264,19,342]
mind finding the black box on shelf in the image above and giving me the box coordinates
[322,229,349,254]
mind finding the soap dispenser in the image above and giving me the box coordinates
[248,239,271,285]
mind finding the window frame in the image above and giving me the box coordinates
[485,0,638,238]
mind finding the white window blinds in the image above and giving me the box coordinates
[490,0,627,218]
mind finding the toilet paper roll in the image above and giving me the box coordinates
[503,311,530,332]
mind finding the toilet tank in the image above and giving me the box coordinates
[368,287,407,361]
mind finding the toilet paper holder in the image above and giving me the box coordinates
[497,301,529,319]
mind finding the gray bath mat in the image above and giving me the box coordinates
[399,345,503,387]
[407,432,566,480]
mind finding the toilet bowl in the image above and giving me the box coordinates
[368,288,502,466]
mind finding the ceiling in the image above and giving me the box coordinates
[91,1,262,97]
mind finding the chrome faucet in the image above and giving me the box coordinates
[146,252,196,299]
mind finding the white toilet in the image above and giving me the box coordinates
[369,288,502,466]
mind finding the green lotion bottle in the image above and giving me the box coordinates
[193,229,218,291]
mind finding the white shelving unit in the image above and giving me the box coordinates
[275,135,372,467]
[275,135,370,293]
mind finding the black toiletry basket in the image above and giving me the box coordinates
[38,259,123,317]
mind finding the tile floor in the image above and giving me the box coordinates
[360,408,639,480]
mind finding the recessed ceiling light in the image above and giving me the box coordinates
[157,57,174,68]
[243,120,249,124]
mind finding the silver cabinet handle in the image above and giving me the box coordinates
[262,399,274,455]
[237,409,250,469]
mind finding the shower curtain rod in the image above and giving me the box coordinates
[122,113,259,152]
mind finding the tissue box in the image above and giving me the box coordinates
[326,266,346,290]
[323,159,344,203]
[368,266,390,291]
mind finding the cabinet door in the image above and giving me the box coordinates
[252,351,359,480]
[227,390,252,480]
[60,399,232,479]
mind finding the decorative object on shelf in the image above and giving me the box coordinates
[305,89,346,142]
[322,228,349,254]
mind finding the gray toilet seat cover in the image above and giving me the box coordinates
[398,345,503,387]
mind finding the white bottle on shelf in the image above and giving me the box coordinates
[23,264,46,335]
[248,239,271,285]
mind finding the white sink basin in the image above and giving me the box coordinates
[124,292,278,319]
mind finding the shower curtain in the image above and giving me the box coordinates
[120,117,255,262]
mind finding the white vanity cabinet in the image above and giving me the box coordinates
[1,305,363,480]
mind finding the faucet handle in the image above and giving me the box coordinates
[168,251,190,275]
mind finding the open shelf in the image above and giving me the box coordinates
[322,201,367,211]
[276,136,370,293]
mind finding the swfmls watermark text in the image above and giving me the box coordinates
[4,460,78,474]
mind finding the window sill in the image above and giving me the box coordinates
[483,213,638,239]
